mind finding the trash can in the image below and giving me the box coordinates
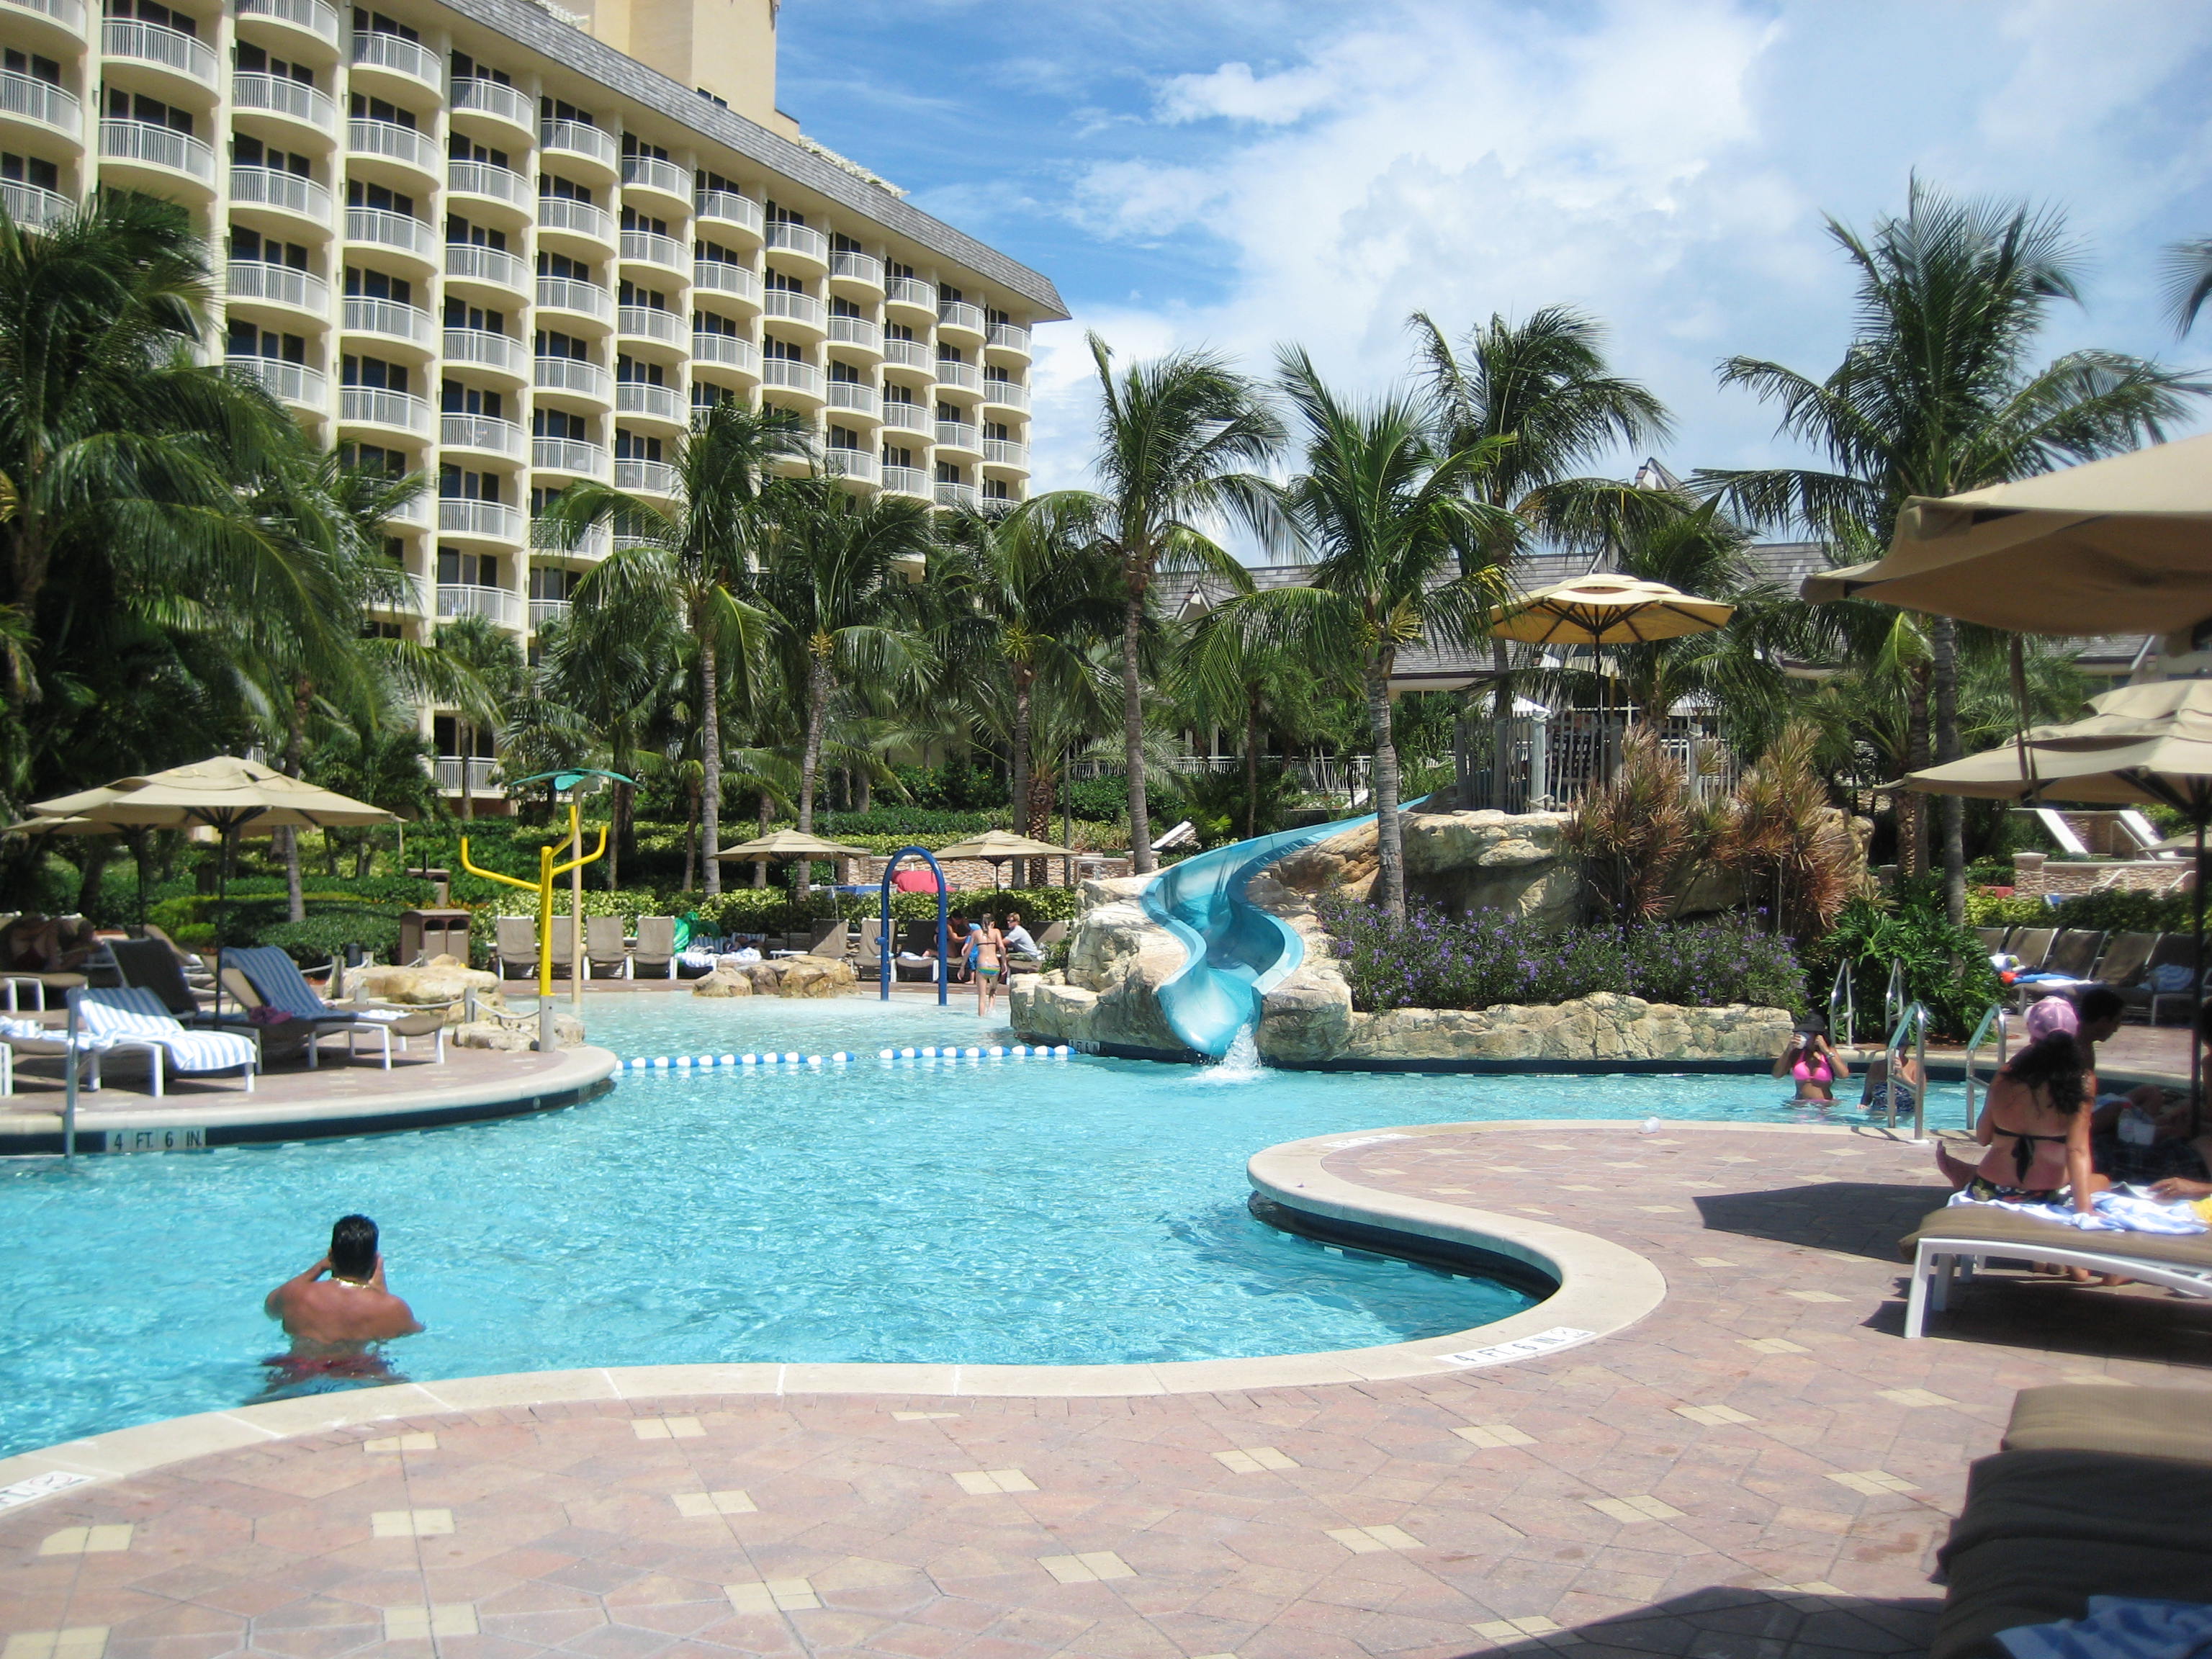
[398,907,472,966]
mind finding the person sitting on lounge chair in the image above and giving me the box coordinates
[1956,1021,2105,1214]
[1002,912,1043,963]
[2095,999,2212,1190]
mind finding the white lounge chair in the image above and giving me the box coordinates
[76,987,258,1094]
[633,916,676,979]
[585,914,631,978]
[1899,1204,2212,1338]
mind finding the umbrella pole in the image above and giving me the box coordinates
[212,824,231,1025]
[2196,817,2206,1136]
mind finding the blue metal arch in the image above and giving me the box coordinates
[878,845,950,1005]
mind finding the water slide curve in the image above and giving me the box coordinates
[1139,807,1378,1058]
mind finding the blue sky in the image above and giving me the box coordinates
[778,0,2212,516]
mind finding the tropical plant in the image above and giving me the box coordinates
[1559,729,1699,923]
[1705,721,1863,941]
[2162,235,2212,335]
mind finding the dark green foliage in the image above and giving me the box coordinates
[887,760,1007,810]
[1802,893,2001,1040]
[256,912,403,968]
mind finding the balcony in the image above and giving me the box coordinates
[99,120,217,190]
[613,457,676,495]
[759,358,822,399]
[694,189,760,239]
[440,412,526,459]
[616,305,682,349]
[884,275,936,315]
[982,437,1029,469]
[103,17,218,89]
[934,480,979,511]
[534,355,609,400]
[227,354,325,408]
[763,220,828,267]
[236,0,338,42]
[444,327,527,379]
[824,379,878,419]
[445,241,527,293]
[690,332,755,374]
[449,76,533,135]
[536,194,612,244]
[439,497,525,544]
[935,358,983,393]
[446,159,529,212]
[232,71,335,133]
[344,206,436,264]
[348,28,439,89]
[883,337,932,374]
[0,179,69,228]
[435,755,503,793]
[619,228,685,271]
[228,258,327,313]
[616,380,683,423]
[1,0,84,40]
[881,464,928,498]
[539,117,616,177]
[434,583,523,628]
[982,377,1030,411]
[935,419,980,453]
[338,385,430,435]
[827,248,884,289]
[342,294,435,350]
[231,163,329,223]
[937,299,986,338]
[385,490,429,527]
[620,152,687,205]
[531,434,606,475]
[1,70,78,138]
[822,447,878,485]
[827,314,882,355]
[986,320,1032,357]
[879,400,930,437]
[761,288,824,332]
[692,261,760,306]
[346,117,438,180]
[529,596,570,631]
[367,570,428,613]
[536,274,611,321]
[534,519,608,559]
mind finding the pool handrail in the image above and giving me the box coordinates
[1959,1002,2008,1136]
[1883,999,1930,1140]
[1882,958,1910,1035]
[877,846,949,1006]
[1827,960,1856,1049]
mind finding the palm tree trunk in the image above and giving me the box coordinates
[280,676,310,924]
[1904,667,1932,879]
[698,608,722,897]
[755,790,770,887]
[1244,688,1262,840]
[797,655,832,896]
[1121,586,1153,875]
[1010,667,1033,884]
[1489,642,1512,811]
[1367,655,1405,921]
[459,720,475,823]
[1931,616,1965,924]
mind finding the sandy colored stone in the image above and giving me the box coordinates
[691,965,755,998]
[450,1012,587,1051]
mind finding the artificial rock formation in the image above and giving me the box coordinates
[691,954,858,999]
[451,1012,587,1051]
[1334,996,1789,1064]
[1269,809,1579,927]
[338,955,503,1026]
[1007,876,1189,1055]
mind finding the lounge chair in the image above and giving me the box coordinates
[1971,926,2010,958]
[2041,927,2104,980]
[547,915,577,978]
[109,938,215,1018]
[0,1016,117,1092]
[1036,920,1069,949]
[2006,927,2056,972]
[495,915,539,979]
[855,916,881,963]
[804,917,847,956]
[585,914,631,978]
[76,987,257,1094]
[2116,932,2199,1024]
[228,945,446,1068]
[1897,1202,2212,1339]
[632,916,676,979]
[2087,929,2157,991]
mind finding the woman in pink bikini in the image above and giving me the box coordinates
[1773,1014,1848,1102]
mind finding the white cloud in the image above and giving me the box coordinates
[1156,60,1339,126]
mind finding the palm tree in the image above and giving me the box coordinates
[1213,349,1516,920]
[1182,611,1323,841]
[1701,181,2208,921]
[432,614,526,823]
[2163,237,2212,334]
[1409,307,1671,804]
[544,400,810,894]
[1031,336,1283,873]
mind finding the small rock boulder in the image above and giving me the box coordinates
[691,965,755,998]
[451,1012,586,1051]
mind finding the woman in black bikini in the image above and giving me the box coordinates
[1964,1030,2105,1214]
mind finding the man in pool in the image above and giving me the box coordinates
[263,1215,423,1364]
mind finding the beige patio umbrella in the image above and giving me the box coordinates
[712,827,873,902]
[932,828,1082,889]
[1800,432,2212,635]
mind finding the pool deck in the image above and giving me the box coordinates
[4,1118,2208,1658]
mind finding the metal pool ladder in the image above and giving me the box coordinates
[1959,1002,2008,1136]
[1883,1000,1930,1141]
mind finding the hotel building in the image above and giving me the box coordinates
[0,0,1064,799]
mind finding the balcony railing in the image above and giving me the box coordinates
[536,194,611,242]
[346,206,436,259]
[694,189,761,235]
[232,163,329,221]
[446,241,527,290]
[233,71,334,130]
[692,261,759,304]
[531,434,606,474]
[762,289,824,329]
[616,304,680,344]
[385,490,430,526]
[536,274,611,319]
[981,377,1030,410]
[104,17,217,86]
[883,338,931,372]
[986,321,1032,355]
[433,583,523,627]
[822,447,878,485]
[435,755,503,793]
[825,380,878,418]
[935,358,982,392]
[881,464,928,497]
[440,412,526,459]
[616,380,681,421]
[348,28,439,86]
[339,385,430,433]
[937,299,986,336]
[539,117,616,171]
[880,400,930,436]
[447,159,529,208]
[982,437,1029,468]
[690,332,756,373]
[444,327,526,376]
[759,358,822,397]
[528,596,570,631]
[1,0,83,30]
[620,153,686,199]
[0,70,78,136]
[885,275,936,312]
[227,354,325,406]
[763,220,828,263]
[534,356,608,398]
[935,480,979,510]
[100,119,215,182]
[532,518,608,557]
[438,497,525,542]
[342,295,435,346]
[449,75,531,130]
[347,117,439,174]
[619,228,684,270]
[827,315,881,353]
[935,420,979,451]
[613,457,676,494]
[0,179,70,228]
[228,258,325,313]
[238,0,338,40]
[829,248,883,287]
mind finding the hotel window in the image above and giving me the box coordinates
[344,266,412,303]
[538,251,595,281]
[827,423,863,452]
[228,323,305,362]
[613,430,661,462]
[830,295,864,318]
[694,310,742,338]
[232,228,308,269]
[449,52,511,84]
[533,408,590,439]
[107,90,192,134]
[349,92,418,129]
[529,565,580,601]
[621,134,669,161]
[620,206,667,235]
[540,173,593,203]
[439,467,501,501]
[935,462,964,484]
[764,200,805,225]
[447,215,506,249]
[615,354,664,386]
[235,136,311,176]
[235,44,311,82]
[352,8,418,40]
[340,443,408,476]
[984,479,1012,501]
[764,338,805,363]
[342,354,408,392]
[109,0,197,32]
[696,238,745,266]
[435,548,500,586]
[619,279,667,310]
[765,269,805,294]
[347,180,415,216]
[828,361,861,385]
[1,154,59,191]
[540,96,595,125]
[535,328,588,360]
[444,298,507,333]
[881,444,913,468]
[450,134,509,167]
[441,380,503,418]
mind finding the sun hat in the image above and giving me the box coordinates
[2024,996,2080,1041]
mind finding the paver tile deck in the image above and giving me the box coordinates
[4,1121,2208,1657]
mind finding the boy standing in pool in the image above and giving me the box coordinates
[264,1214,423,1357]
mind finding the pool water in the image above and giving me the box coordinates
[0,994,1963,1459]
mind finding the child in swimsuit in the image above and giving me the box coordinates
[969,915,1006,1019]
[1773,1014,1846,1102]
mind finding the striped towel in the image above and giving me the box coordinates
[226,947,352,1022]
[80,989,257,1071]
[0,1015,113,1050]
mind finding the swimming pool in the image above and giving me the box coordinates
[0,995,1962,1459]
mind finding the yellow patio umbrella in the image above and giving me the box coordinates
[932,828,1083,889]
[1800,432,2212,635]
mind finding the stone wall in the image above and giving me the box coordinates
[1268,809,1580,927]
[2010,851,2193,899]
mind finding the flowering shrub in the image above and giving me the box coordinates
[1318,893,1805,1015]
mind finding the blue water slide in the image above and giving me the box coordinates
[1141,809,1377,1058]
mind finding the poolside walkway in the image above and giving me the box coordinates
[3,1120,2208,1659]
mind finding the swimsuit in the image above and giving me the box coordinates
[1791,1056,1834,1084]
[1990,1120,2071,1185]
